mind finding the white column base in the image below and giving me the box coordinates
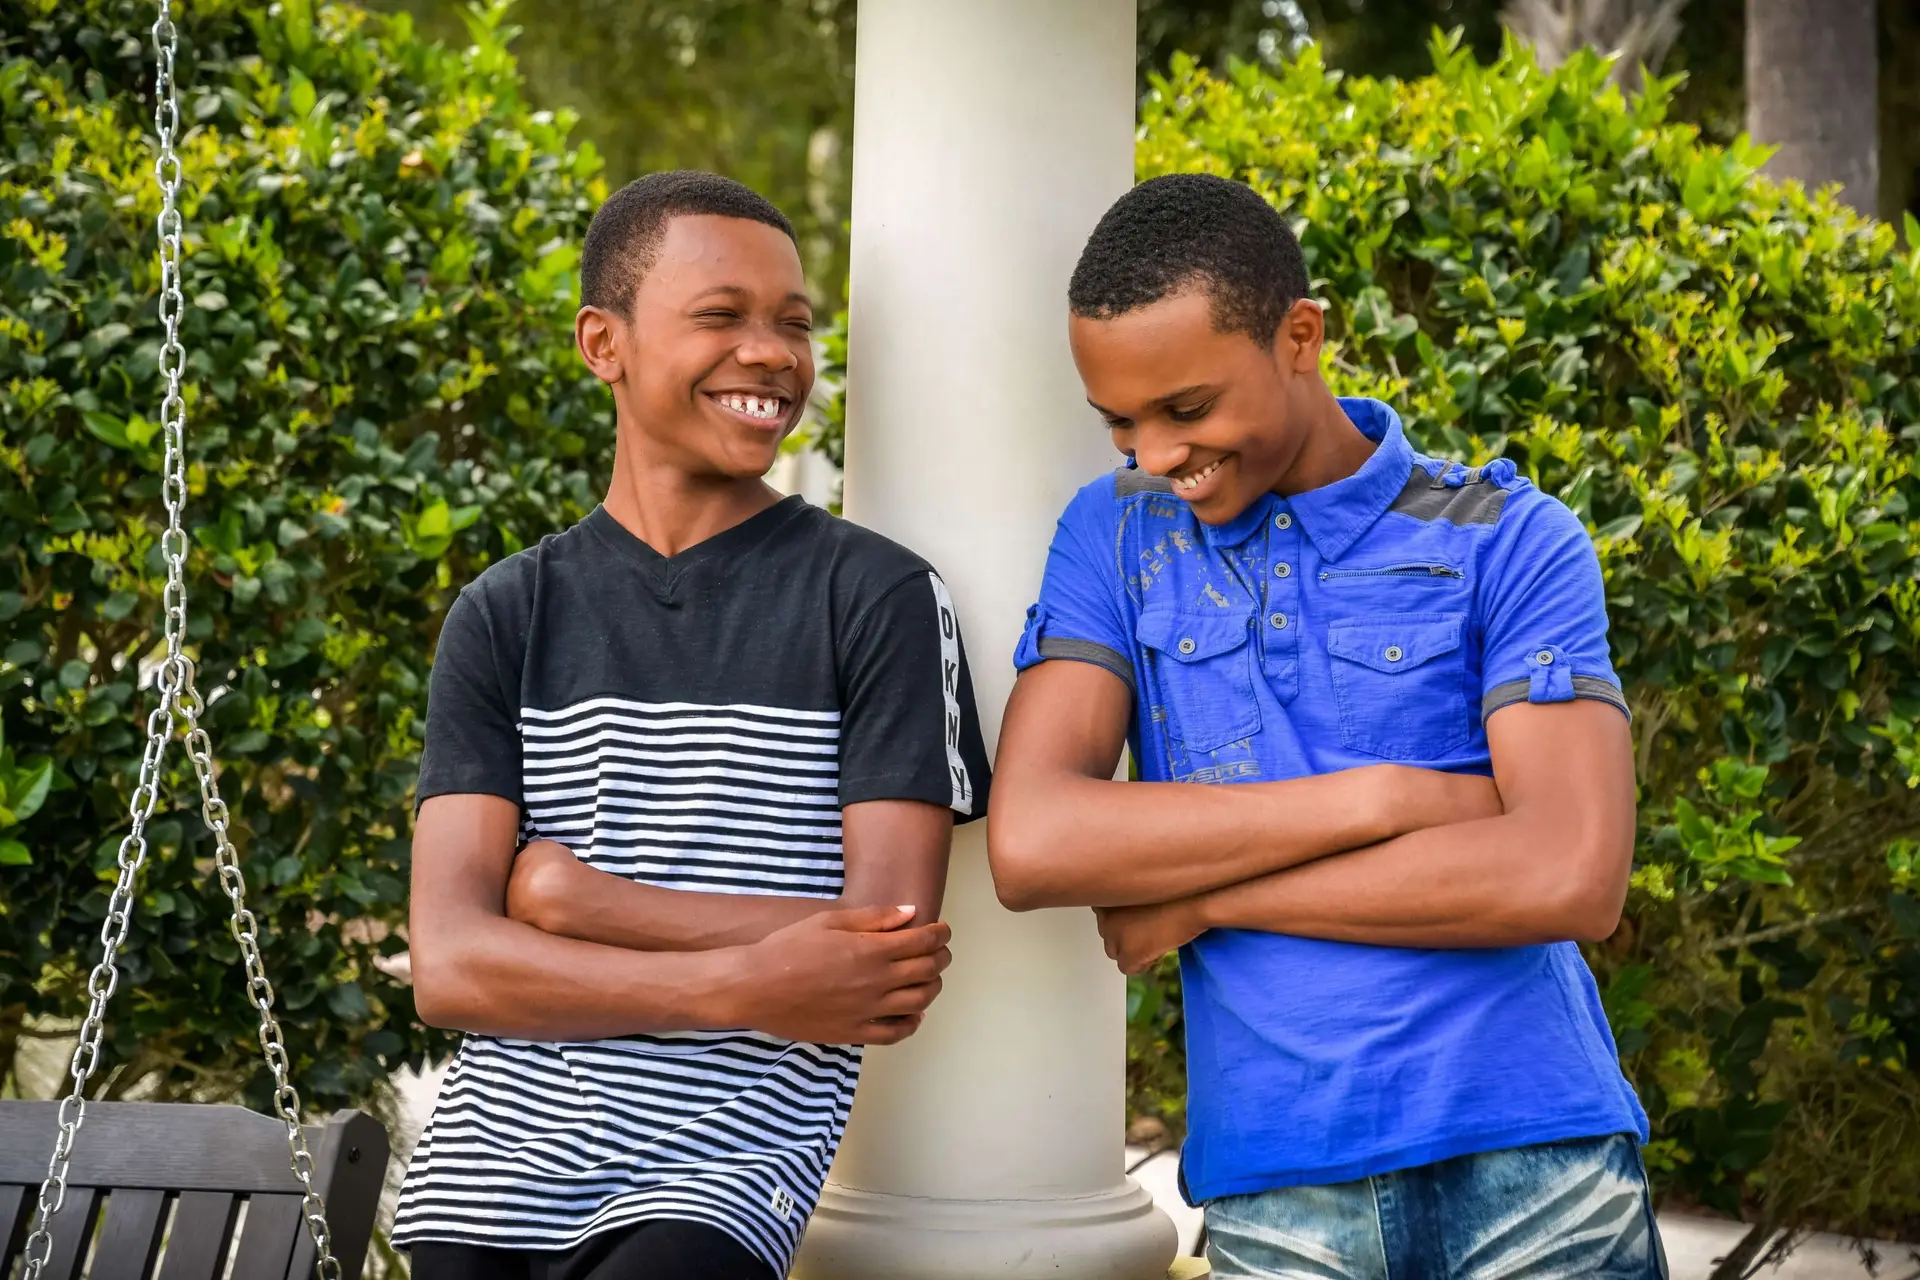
[796,1180,1177,1280]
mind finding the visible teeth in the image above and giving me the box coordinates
[1175,459,1222,491]
[718,394,782,419]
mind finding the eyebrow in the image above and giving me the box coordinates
[690,285,813,308]
[1087,384,1212,417]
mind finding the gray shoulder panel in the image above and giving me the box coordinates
[1389,463,1508,526]
[1114,466,1174,498]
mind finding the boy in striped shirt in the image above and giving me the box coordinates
[394,171,991,1279]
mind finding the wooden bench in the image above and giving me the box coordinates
[0,1102,388,1280]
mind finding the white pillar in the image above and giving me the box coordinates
[792,3,1177,1277]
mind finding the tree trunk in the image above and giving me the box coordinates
[1745,0,1878,213]
[1502,0,1691,90]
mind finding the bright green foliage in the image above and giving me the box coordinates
[0,0,610,1108]
[1121,34,1920,1236]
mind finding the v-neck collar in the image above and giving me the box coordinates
[583,495,808,605]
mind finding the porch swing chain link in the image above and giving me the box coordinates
[21,5,341,1278]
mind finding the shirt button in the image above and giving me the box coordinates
[1385,645,1405,663]
[1536,649,1555,665]
[1274,562,1291,578]
[1178,637,1196,655]
[1269,612,1288,630]
[1274,513,1293,531]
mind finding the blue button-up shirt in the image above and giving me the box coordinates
[1015,398,1647,1200]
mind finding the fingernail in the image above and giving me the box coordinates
[897,904,915,914]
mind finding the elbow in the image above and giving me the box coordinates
[986,805,1058,912]
[1557,886,1627,943]
[505,846,571,935]
[1543,836,1633,943]
[409,951,463,1030]
[408,937,484,1031]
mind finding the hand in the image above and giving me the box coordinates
[1095,899,1204,975]
[734,905,952,1045]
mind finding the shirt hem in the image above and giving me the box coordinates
[412,778,522,817]
[1184,1110,1651,1205]
[393,1202,789,1274]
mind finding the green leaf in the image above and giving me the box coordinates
[289,69,317,118]
[228,729,270,755]
[326,982,369,1020]
[1594,514,1642,541]
[415,500,451,539]
[0,838,29,866]
[10,757,54,822]
[82,411,130,448]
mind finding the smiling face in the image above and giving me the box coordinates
[1069,287,1327,525]
[575,213,814,481]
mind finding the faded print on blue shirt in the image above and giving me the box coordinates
[1014,397,1648,1201]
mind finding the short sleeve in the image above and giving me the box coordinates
[1477,490,1629,722]
[1012,483,1134,690]
[838,572,992,821]
[416,587,523,811]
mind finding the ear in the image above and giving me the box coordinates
[575,304,627,386]
[1270,296,1325,375]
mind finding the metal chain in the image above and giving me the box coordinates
[21,4,341,1277]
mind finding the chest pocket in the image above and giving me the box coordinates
[1327,612,1472,760]
[1136,606,1260,755]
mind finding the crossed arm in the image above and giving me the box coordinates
[987,660,1636,972]
[408,793,954,1042]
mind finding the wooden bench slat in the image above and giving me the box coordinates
[40,1185,100,1280]
[91,1188,171,1280]
[229,1194,302,1280]
[0,1105,311,1193]
[0,1181,32,1265]
[155,1191,238,1280]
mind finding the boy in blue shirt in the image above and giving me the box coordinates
[988,174,1664,1277]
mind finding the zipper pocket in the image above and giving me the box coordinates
[1320,564,1464,581]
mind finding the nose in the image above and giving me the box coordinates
[1130,431,1191,479]
[735,321,801,373]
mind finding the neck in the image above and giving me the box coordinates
[602,426,782,558]
[1271,381,1377,497]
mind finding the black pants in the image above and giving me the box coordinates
[408,1219,775,1280]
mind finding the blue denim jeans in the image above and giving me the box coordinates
[1204,1134,1667,1279]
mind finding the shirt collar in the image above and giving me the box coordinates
[1195,397,1415,555]
[1286,397,1415,560]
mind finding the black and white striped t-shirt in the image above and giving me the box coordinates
[391,497,991,1271]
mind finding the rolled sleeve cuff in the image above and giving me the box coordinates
[1482,673,1629,721]
[1013,603,1135,691]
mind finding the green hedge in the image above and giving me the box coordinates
[1119,34,1920,1240]
[0,0,609,1109]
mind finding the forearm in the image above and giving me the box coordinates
[530,875,830,951]
[1192,809,1625,948]
[509,820,943,950]
[991,764,1454,909]
[411,912,747,1039]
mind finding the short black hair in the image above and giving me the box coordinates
[1069,173,1309,345]
[580,170,798,316]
